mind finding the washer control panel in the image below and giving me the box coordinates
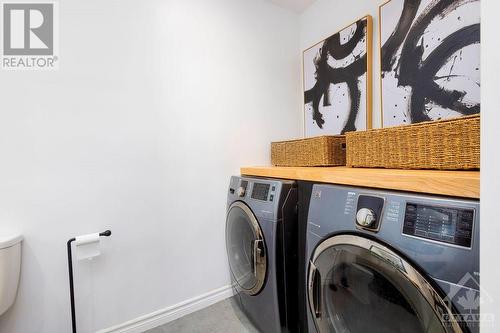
[355,195,385,231]
[403,203,475,248]
[307,183,479,291]
[356,208,376,227]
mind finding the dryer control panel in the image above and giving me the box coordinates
[251,182,271,201]
[227,176,296,221]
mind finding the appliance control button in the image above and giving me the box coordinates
[237,186,246,197]
[356,208,376,227]
[269,194,274,202]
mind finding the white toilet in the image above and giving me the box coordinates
[0,234,23,316]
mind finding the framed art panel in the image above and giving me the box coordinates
[380,0,480,127]
[303,15,373,136]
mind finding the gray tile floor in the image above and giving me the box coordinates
[145,297,259,333]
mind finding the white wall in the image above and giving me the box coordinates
[0,0,301,332]
[299,0,383,130]
[480,0,500,331]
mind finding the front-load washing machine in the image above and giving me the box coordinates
[226,176,299,332]
[305,184,479,333]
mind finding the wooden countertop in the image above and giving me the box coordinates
[240,166,480,199]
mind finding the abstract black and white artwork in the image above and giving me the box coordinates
[380,0,480,127]
[303,16,372,136]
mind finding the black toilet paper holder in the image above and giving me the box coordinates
[67,230,112,333]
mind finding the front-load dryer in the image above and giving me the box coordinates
[226,176,299,333]
[305,184,479,333]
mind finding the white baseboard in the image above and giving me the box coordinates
[97,285,235,333]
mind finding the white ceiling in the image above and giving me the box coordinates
[268,0,317,13]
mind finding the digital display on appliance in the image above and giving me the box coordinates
[403,203,474,248]
[251,183,270,201]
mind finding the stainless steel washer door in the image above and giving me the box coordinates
[226,201,267,295]
[308,235,463,333]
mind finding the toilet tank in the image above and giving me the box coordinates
[0,234,23,316]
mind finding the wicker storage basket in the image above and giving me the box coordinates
[271,136,346,167]
[346,114,480,170]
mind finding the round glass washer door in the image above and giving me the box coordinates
[226,201,267,295]
[308,234,463,333]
